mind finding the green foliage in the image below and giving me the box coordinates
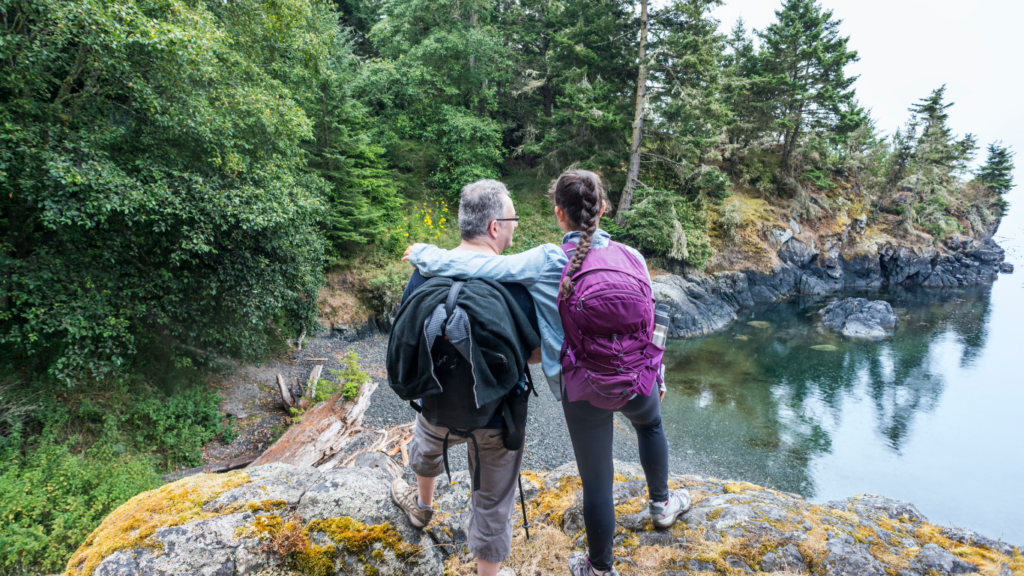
[118,386,235,467]
[621,188,713,268]
[801,169,836,190]
[363,265,411,321]
[321,351,369,403]
[0,419,160,573]
[306,39,403,254]
[975,142,1015,195]
[725,0,860,181]
[1,0,333,386]
[892,86,980,236]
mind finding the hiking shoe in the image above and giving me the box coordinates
[649,489,692,529]
[496,568,517,576]
[390,477,433,528]
[568,552,620,576]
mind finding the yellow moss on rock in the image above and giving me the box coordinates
[307,516,419,561]
[722,481,760,494]
[63,470,252,576]
[615,495,648,517]
[530,476,582,528]
[293,543,337,576]
[236,515,285,540]
[249,499,289,513]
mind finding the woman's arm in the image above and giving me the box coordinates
[404,243,562,286]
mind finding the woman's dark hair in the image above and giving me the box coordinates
[551,170,606,299]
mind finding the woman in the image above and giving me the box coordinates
[405,170,690,576]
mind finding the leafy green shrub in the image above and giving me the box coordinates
[117,386,235,468]
[364,266,411,320]
[621,188,714,269]
[0,420,159,573]
[687,166,733,203]
[319,351,369,403]
[1,0,333,386]
[801,168,836,190]
[718,200,743,241]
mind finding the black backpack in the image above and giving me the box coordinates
[394,280,535,490]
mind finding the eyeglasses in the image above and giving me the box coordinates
[494,217,520,223]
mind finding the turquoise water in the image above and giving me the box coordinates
[660,190,1024,544]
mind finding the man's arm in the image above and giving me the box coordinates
[404,243,559,286]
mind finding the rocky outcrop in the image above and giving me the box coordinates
[818,298,899,340]
[654,228,1006,339]
[68,460,1023,576]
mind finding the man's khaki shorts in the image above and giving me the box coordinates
[408,414,524,563]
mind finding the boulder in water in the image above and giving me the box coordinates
[999,262,1014,274]
[819,298,898,341]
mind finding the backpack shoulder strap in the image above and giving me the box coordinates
[445,280,465,317]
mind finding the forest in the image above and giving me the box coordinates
[0,0,1016,572]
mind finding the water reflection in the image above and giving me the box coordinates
[661,287,993,497]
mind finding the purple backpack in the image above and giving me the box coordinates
[558,240,664,409]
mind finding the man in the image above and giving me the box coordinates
[390,179,540,576]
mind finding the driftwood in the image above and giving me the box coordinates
[276,374,295,409]
[249,379,377,468]
[307,365,323,399]
[162,452,261,483]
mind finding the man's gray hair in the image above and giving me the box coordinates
[458,179,510,240]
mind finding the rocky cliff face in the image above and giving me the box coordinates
[653,221,1008,339]
[66,459,1022,576]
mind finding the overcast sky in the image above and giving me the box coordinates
[710,0,1023,179]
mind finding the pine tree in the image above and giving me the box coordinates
[975,142,1015,195]
[757,0,860,178]
[898,86,978,237]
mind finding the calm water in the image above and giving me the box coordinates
[660,189,1024,544]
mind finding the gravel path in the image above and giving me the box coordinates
[206,331,699,477]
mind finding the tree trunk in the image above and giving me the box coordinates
[616,0,649,226]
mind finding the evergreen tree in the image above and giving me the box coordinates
[757,0,860,179]
[512,0,639,177]
[899,86,978,237]
[305,46,402,254]
[975,142,1015,195]
[643,0,732,202]
[722,18,774,147]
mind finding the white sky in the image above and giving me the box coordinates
[711,0,1024,177]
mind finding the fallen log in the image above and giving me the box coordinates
[249,378,377,468]
[162,452,261,483]
[276,374,294,409]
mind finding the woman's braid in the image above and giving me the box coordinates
[558,172,604,299]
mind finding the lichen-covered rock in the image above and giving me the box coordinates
[71,462,444,576]
[819,297,899,340]
[907,543,980,575]
[70,461,1023,576]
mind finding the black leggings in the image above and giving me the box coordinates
[560,391,669,572]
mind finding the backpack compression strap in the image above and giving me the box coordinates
[445,280,465,317]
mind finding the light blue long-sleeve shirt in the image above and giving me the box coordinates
[408,229,649,399]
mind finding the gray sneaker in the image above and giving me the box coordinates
[568,552,620,576]
[649,489,692,528]
[391,477,433,528]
